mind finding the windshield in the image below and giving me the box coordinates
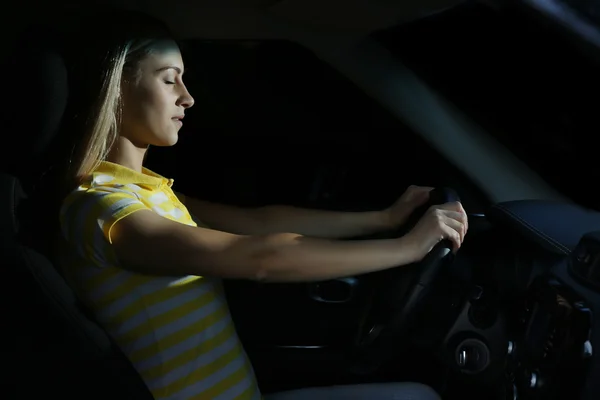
[372,3,600,210]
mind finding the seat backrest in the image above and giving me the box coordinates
[0,27,154,399]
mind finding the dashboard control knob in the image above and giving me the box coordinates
[529,371,538,388]
[507,341,515,355]
[457,349,467,367]
[455,338,490,373]
[583,340,593,359]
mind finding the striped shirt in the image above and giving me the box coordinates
[60,161,261,400]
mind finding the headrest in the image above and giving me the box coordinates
[0,28,69,182]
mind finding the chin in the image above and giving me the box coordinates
[154,132,179,147]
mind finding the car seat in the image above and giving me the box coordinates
[0,27,154,400]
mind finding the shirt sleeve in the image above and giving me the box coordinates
[60,186,149,267]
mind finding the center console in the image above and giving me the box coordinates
[505,277,593,399]
[457,200,600,399]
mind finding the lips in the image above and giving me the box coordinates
[172,115,184,127]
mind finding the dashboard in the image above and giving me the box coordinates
[487,200,600,400]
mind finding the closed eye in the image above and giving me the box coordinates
[165,80,175,85]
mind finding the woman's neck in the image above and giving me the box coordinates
[106,136,148,173]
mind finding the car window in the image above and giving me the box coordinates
[373,3,600,210]
[146,39,490,212]
[149,40,417,208]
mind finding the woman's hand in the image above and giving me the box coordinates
[386,185,434,228]
[402,201,469,261]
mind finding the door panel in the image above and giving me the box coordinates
[225,279,368,347]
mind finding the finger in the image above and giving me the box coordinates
[456,202,469,232]
[439,201,463,212]
[440,222,462,253]
[435,210,467,240]
[452,205,469,234]
[428,206,466,225]
[414,191,431,205]
[441,215,466,246]
[412,187,434,203]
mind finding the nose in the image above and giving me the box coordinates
[177,84,195,109]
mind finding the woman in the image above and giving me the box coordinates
[60,10,466,400]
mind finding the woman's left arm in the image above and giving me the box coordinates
[175,185,432,239]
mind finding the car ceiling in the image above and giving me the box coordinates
[4,0,465,41]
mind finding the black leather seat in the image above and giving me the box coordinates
[0,28,153,400]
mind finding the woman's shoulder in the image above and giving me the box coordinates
[60,180,148,228]
[62,174,147,205]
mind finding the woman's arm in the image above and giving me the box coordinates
[179,194,392,239]
[109,202,466,282]
[110,210,413,282]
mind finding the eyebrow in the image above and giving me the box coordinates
[156,66,184,75]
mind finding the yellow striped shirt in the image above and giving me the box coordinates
[59,161,261,400]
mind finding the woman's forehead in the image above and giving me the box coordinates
[141,43,184,70]
[146,38,180,54]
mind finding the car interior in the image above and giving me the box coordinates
[2,0,600,399]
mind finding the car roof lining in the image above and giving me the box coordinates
[1,0,465,42]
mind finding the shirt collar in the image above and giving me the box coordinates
[91,161,174,188]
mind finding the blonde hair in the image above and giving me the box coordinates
[68,12,173,184]
[73,40,161,182]
[74,45,126,181]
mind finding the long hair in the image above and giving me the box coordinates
[66,11,174,184]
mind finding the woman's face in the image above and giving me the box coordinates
[120,40,194,147]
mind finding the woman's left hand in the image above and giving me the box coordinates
[385,185,434,228]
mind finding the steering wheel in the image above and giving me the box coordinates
[351,187,460,374]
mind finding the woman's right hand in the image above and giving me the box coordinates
[403,201,468,262]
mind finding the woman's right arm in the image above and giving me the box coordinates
[110,202,467,282]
